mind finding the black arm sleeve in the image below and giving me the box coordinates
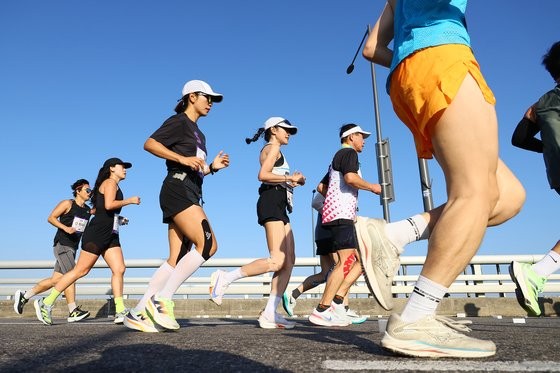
[511,117,543,153]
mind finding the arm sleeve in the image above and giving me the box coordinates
[511,117,543,153]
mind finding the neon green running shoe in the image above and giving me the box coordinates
[509,261,546,316]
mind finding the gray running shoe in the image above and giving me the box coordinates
[14,290,28,315]
[114,309,129,324]
[34,298,53,326]
[355,217,401,310]
[381,313,496,358]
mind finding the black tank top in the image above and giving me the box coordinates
[93,188,123,227]
[53,200,92,248]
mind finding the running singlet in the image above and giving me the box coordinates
[387,0,470,93]
[87,189,123,237]
[262,145,291,188]
[149,113,208,185]
[53,200,92,249]
[321,147,361,225]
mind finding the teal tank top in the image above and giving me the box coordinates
[387,0,471,93]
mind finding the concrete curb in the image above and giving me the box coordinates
[3,296,559,319]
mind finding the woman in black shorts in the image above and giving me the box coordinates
[34,158,140,325]
[209,117,306,329]
[124,80,229,332]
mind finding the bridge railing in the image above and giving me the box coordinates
[1,255,559,300]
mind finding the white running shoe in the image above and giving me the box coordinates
[355,216,401,310]
[123,309,160,333]
[282,292,297,317]
[345,308,368,324]
[209,270,229,306]
[330,302,352,324]
[258,312,296,329]
[308,306,351,327]
[381,313,496,358]
[146,295,180,330]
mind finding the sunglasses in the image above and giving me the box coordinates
[83,188,92,194]
[197,92,213,104]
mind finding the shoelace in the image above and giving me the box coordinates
[434,316,472,332]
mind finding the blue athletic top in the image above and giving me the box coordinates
[387,0,471,93]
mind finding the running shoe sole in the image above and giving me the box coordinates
[123,312,160,333]
[355,217,393,310]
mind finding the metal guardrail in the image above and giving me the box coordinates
[1,255,559,299]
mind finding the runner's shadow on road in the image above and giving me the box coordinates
[287,321,392,357]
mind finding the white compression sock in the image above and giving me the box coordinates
[158,250,206,299]
[533,250,560,278]
[263,295,281,318]
[385,214,429,251]
[224,268,245,284]
[135,261,174,312]
[400,275,448,323]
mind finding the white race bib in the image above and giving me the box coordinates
[71,217,88,233]
[112,215,120,234]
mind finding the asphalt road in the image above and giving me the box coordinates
[1,316,559,372]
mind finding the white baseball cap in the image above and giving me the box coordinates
[263,116,298,134]
[340,125,371,139]
[181,80,223,102]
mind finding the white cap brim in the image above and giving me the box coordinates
[264,117,298,134]
[341,125,371,139]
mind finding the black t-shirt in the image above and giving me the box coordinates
[150,113,208,174]
[320,147,360,184]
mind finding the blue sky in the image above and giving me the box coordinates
[1,1,559,270]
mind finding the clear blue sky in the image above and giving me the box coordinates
[1,1,559,266]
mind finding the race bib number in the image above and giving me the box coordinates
[71,217,88,233]
[286,186,294,214]
[112,215,120,234]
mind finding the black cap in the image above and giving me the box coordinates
[103,157,132,169]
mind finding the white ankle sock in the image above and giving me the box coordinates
[533,250,560,278]
[385,214,429,251]
[400,275,447,323]
[158,250,205,299]
[25,289,36,299]
[68,302,77,312]
[224,268,245,284]
[135,261,174,312]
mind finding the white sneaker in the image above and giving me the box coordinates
[258,312,296,329]
[123,309,160,333]
[209,270,229,306]
[346,308,368,324]
[114,309,129,324]
[381,313,496,358]
[146,295,180,330]
[308,307,351,327]
[282,292,297,316]
[330,302,352,324]
[355,217,401,310]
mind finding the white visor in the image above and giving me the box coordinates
[341,125,371,139]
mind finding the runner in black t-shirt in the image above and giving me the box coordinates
[124,80,229,332]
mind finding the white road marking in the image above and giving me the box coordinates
[323,360,560,371]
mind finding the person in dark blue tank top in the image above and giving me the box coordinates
[34,158,140,326]
[14,179,92,323]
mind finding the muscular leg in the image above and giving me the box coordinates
[422,73,525,286]
[318,248,355,306]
